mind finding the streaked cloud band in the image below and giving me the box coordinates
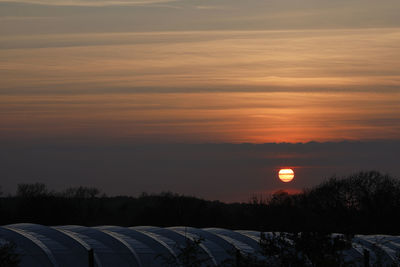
[0,0,178,6]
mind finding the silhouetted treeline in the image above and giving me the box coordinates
[1,171,399,234]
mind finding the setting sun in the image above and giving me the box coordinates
[278,168,295,183]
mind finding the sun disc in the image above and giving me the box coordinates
[278,168,294,183]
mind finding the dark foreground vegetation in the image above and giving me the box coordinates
[0,242,20,267]
[1,171,400,235]
[157,233,359,267]
[1,171,400,266]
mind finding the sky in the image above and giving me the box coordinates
[1,0,400,202]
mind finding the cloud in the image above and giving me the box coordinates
[194,5,226,10]
[1,0,399,203]
[2,29,400,94]
[1,0,400,33]
[1,29,399,144]
[1,90,399,144]
[0,0,179,7]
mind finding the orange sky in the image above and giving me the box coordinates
[1,29,400,143]
[1,0,400,201]
[1,90,399,143]
[1,0,400,145]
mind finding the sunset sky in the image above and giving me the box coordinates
[1,0,399,201]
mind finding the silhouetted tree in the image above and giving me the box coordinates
[62,186,100,198]
[157,237,212,267]
[1,171,399,233]
[302,171,400,233]
[154,232,356,267]
[259,232,354,267]
[16,183,48,198]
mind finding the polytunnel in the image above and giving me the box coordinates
[1,223,400,266]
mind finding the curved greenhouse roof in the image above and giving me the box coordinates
[1,223,400,266]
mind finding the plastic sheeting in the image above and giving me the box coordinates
[1,223,400,267]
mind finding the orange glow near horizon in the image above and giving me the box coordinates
[1,29,400,143]
[278,169,295,183]
[0,91,399,143]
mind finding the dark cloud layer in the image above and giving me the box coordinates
[1,0,400,35]
[1,141,399,202]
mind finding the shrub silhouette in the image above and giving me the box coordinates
[0,241,20,267]
[0,171,399,234]
[155,232,356,266]
[157,237,213,267]
[16,183,48,198]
